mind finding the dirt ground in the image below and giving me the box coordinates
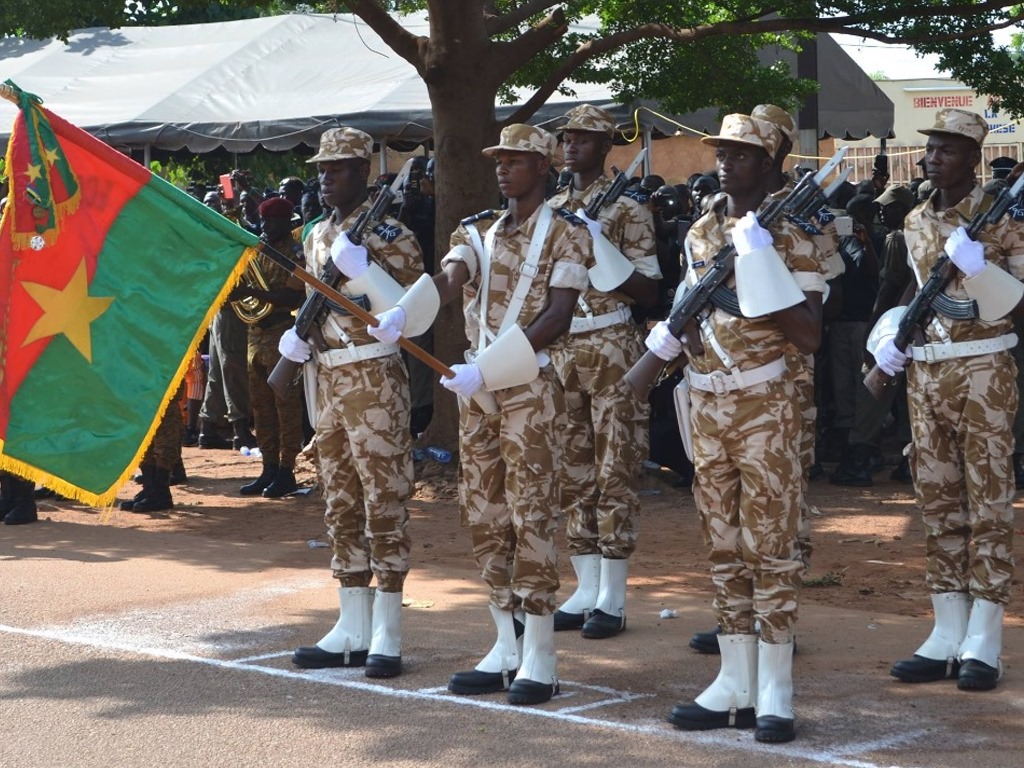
[33,440,1024,629]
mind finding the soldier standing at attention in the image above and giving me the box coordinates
[689,103,841,654]
[644,114,826,743]
[277,127,425,679]
[874,109,1024,691]
[546,105,661,639]
[232,196,306,497]
[365,124,589,705]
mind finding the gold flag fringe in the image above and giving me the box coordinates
[0,245,257,515]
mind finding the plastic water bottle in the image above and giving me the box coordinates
[251,447,262,459]
[425,445,453,464]
[240,446,251,457]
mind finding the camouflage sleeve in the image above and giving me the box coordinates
[775,219,827,294]
[442,223,481,283]
[550,220,590,292]
[365,217,424,289]
[995,217,1024,280]
[607,196,661,280]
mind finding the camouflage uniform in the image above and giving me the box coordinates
[443,204,589,615]
[548,177,659,559]
[904,182,1024,605]
[686,196,826,643]
[145,381,185,471]
[247,236,305,469]
[305,205,424,591]
[768,182,841,574]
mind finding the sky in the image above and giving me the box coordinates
[833,27,1020,80]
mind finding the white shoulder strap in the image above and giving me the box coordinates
[497,204,554,337]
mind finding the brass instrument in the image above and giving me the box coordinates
[231,256,275,324]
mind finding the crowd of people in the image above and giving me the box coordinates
[2,102,1020,747]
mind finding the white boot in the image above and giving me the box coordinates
[667,633,757,730]
[755,640,795,743]
[554,554,601,630]
[582,557,628,639]
[957,598,1005,690]
[507,613,558,705]
[891,592,969,682]
[448,604,522,694]
[292,586,372,668]
[366,590,403,678]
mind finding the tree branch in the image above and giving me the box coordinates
[484,0,559,37]
[342,0,422,66]
[502,6,1024,125]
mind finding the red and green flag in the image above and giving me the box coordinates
[0,80,258,507]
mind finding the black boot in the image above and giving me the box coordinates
[120,464,152,511]
[262,466,298,498]
[240,464,279,496]
[829,443,873,487]
[231,418,258,451]
[689,625,723,654]
[890,454,912,484]
[198,419,231,449]
[131,467,173,513]
[3,476,38,525]
[169,459,187,486]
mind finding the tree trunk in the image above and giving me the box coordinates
[417,82,502,451]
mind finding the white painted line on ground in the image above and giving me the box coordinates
[1,621,924,768]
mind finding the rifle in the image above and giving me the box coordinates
[862,171,1024,399]
[623,147,848,400]
[583,147,648,220]
[267,159,414,398]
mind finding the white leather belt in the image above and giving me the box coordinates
[570,305,631,334]
[316,342,400,367]
[686,357,788,395]
[910,333,1017,363]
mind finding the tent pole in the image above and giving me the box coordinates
[143,145,151,167]
[643,129,652,177]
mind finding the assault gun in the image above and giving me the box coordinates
[583,147,648,219]
[862,171,1024,399]
[623,147,849,400]
[267,159,414,398]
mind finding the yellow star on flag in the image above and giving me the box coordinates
[25,163,42,181]
[43,147,60,166]
[20,259,114,363]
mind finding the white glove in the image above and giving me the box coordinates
[731,211,773,256]
[278,327,312,363]
[440,363,484,398]
[876,339,909,377]
[575,208,604,241]
[944,226,986,279]
[368,306,406,344]
[330,232,370,280]
[645,320,684,362]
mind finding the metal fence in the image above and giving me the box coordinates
[842,143,1023,186]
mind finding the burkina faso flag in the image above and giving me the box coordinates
[0,80,258,506]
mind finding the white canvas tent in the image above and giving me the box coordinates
[0,13,893,153]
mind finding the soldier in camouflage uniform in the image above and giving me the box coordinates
[688,104,842,655]
[645,114,826,744]
[875,109,1024,692]
[545,105,661,640]
[231,196,305,498]
[366,124,589,705]
[120,381,185,514]
[278,127,424,679]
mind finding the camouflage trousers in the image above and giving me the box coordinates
[458,368,563,615]
[248,322,304,469]
[314,353,413,592]
[907,352,1017,605]
[144,381,185,470]
[691,375,803,643]
[793,354,815,572]
[550,324,649,559]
